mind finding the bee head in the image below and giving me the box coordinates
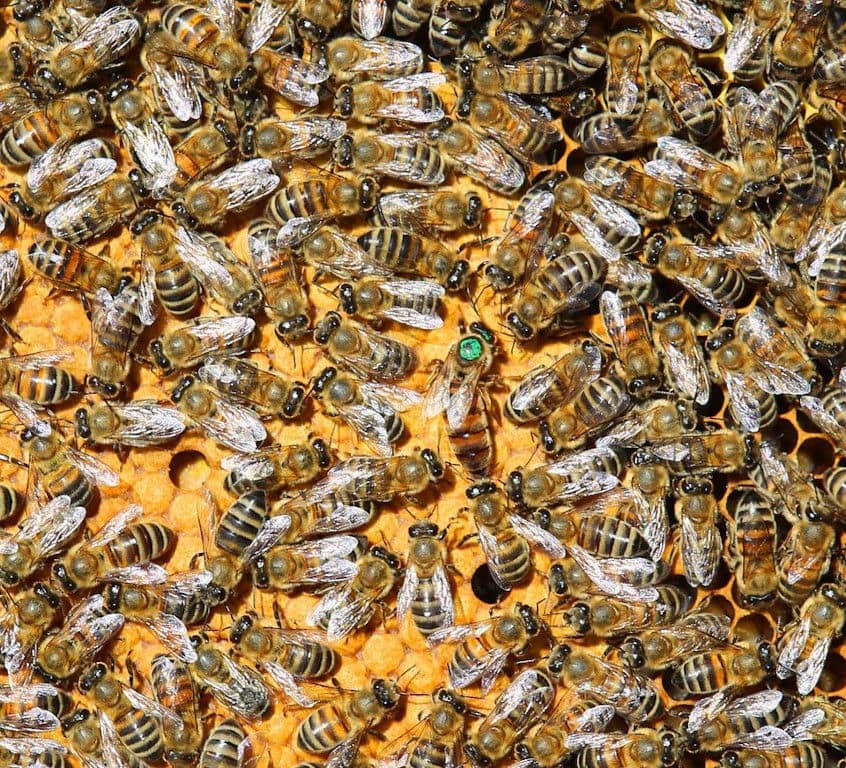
[421,448,444,481]
[313,312,341,345]
[51,562,77,593]
[229,613,255,645]
[149,339,173,375]
[283,384,307,418]
[506,470,523,502]
[33,582,60,608]
[466,480,496,500]
[312,367,337,396]
[507,311,534,340]
[619,636,646,668]
[335,85,354,118]
[409,520,438,538]
[78,662,107,693]
[446,259,469,292]
[312,438,330,468]
[170,376,195,404]
[338,283,356,315]
[74,408,91,440]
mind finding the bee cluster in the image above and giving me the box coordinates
[0,0,846,767]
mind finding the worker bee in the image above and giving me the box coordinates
[373,189,482,235]
[634,0,724,47]
[357,227,470,291]
[301,226,394,283]
[457,90,562,164]
[720,744,826,768]
[429,119,525,196]
[312,366,420,457]
[505,342,602,425]
[35,594,124,683]
[222,439,330,496]
[604,28,649,119]
[648,42,718,142]
[793,696,846,750]
[676,476,722,588]
[397,521,454,638]
[0,582,62,681]
[314,311,417,382]
[574,728,681,768]
[335,74,445,125]
[649,304,710,405]
[53,503,173,593]
[138,28,202,126]
[170,375,267,453]
[619,604,731,674]
[724,0,787,73]
[8,137,117,222]
[61,707,131,768]
[483,181,555,291]
[240,116,345,167]
[266,174,378,247]
[149,315,256,377]
[583,156,697,223]
[726,488,779,607]
[295,679,401,764]
[334,129,446,187]
[554,177,642,259]
[428,603,545,692]
[88,275,157,400]
[0,349,78,422]
[459,54,571,95]
[150,654,202,767]
[575,97,675,156]
[424,322,496,478]
[199,719,251,768]
[776,518,835,605]
[229,612,337,706]
[103,570,215,662]
[26,238,125,297]
[548,643,663,723]
[171,160,279,230]
[158,118,240,196]
[74,401,186,450]
[198,357,306,421]
[632,429,755,476]
[20,423,119,509]
[307,544,402,641]
[188,633,270,721]
[643,232,747,318]
[44,173,139,244]
[464,665,555,768]
[465,481,531,591]
[339,277,445,330]
[325,36,424,82]
[249,47,327,105]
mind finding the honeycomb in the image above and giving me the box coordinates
[0,1,845,768]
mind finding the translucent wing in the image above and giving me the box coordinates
[62,6,141,68]
[724,370,763,433]
[244,0,295,52]
[122,120,176,194]
[0,250,21,312]
[432,564,454,629]
[374,280,444,329]
[658,332,710,405]
[509,514,568,559]
[680,514,720,587]
[201,160,280,211]
[396,562,419,622]
[477,524,516,591]
[123,688,182,727]
[16,496,85,561]
[777,618,811,680]
[649,0,725,48]
[338,403,395,456]
[447,133,525,193]
[673,273,737,318]
[800,396,846,451]
[795,635,829,695]
[96,401,186,446]
[568,545,660,602]
[352,0,387,38]
[0,708,59,733]
[67,445,120,487]
[422,355,456,420]
[261,661,315,706]
[139,613,196,662]
[152,61,202,122]
[188,398,267,453]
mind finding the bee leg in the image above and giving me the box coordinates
[0,319,21,343]
[457,531,478,547]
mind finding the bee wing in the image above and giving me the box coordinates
[0,350,72,369]
[17,496,85,560]
[395,562,419,622]
[658,332,710,405]
[490,669,552,720]
[375,280,445,330]
[86,503,143,548]
[724,11,763,72]
[276,537,360,585]
[98,711,134,768]
[607,51,642,116]
[504,188,555,235]
[427,618,494,647]
[221,451,276,479]
[680,514,720,587]
[724,371,763,433]
[174,226,238,288]
[327,733,364,768]
[422,357,454,420]
[244,0,295,52]
[326,591,379,641]
[649,0,724,48]
[569,545,660,602]
[190,398,267,453]
[448,134,524,193]
[0,250,21,310]
[307,583,350,629]
[140,613,197,663]
[304,504,374,537]
[568,211,622,262]
[204,0,238,36]
[737,309,811,395]
[261,661,315,706]
[795,635,830,695]
[284,117,348,155]
[688,689,737,732]
[306,229,394,280]
[101,401,187,446]
[205,160,280,211]
[123,687,183,727]
[27,138,108,194]
[353,0,387,39]
[162,569,213,600]
[0,737,65,755]
[473,647,510,693]
[0,707,59,733]
[347,39,424,75]
[606,257,653,288]
[103,563,168,585]
[384,72,446,90]
[122,120,176,194]
[359,381,422,412]
[800,396,846,451]
[63,6,141,67]
[783,707,826,741]
[728,726,794,751]
[265,52,329,106]
[477,524,516,591]
[433,563,455,630]
[446,364,483,431]
[151,61,202,122]
[600,291,633,358]
[509,514,568,558]
[777,617,811,680]
[672,272,737,319]
[65,445,120,487]
[0,86,37,134]
[242,513,291,563]
[543,468,621,500]
[203,656,268,717]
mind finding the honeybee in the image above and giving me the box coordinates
[170,375,267,453]
[643,232,747,318]
[776,518,835,605]
[314,311,417,382]
[334,129,446,187]
[676,476,722,588]
[222,439,330,496]
[724,488,778,608]
[650,304,710,405]
[88,277,157,400]
[427,2,475,58]
[74,401,186,450]
[20,423,120,509]
[0,349,77,423]
[649,42,718,142]
[373,189,482,236]
[646,136,744,209]
[199,720,250,768]
[428,603,545,692]
[794,697,846,750]
[336,74,445,125]
[506,342,603,425]
[267,175,379,247]
[324,36,424,82]
[8,137,117,222]
[129,210,199,319]
[548,643,663,723]
[35,594,125,683]
[26,238,124,297]
[429,119,525,196]
[240,116,345,166]
[554,177,642,259]
[188,634,270,721]
[634,0,724,47]
[0,582,62,681]
[719,744,826,768]
[605,29,649,118]
[575,728,681,768]
[464,666,555,767]
[199,357,306,421]
[149,315,256,377]
[575,97,674,156]
[459,55,568,96]
[357,227,470,291]
[295,679,400,764]
[150,654,202,767]
[0,681,71,730]
[339,277,445,330]
[138,29,202,127]
[619,604,731,674]
[777,118,817,203]
[724,0,787,73]
[160,118,239,196]
[632,429,754,476]
[44,173,138,243]
[466,481,532,590]
[770,162,831,256]
[171,159,279,230]
[307,544,401,640]
[507,444,624,509]
[483,181,555,291]
[302,227,393,282]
